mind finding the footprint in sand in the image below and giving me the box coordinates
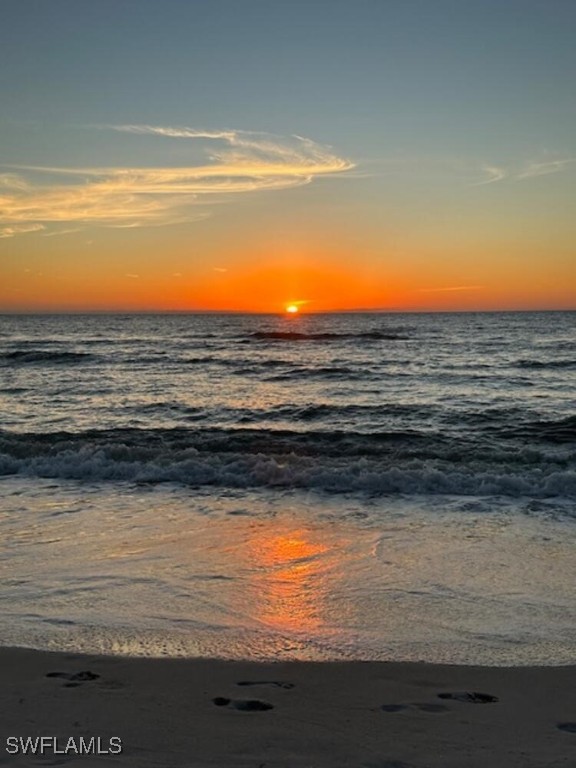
[438,691,499,703]
[212,696,273,711]
[557,722,576,733]
[380,703,450,714]
[237,680,295,690]
[46,671,100,688]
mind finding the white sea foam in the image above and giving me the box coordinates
[1,443,575,497]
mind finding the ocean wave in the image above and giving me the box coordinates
[247,331,407,342]
[234,403,424,422]
[122,401,425,425]
[501,415,576,443]
[265,366,375,381]
[535,340,576,352]
[516,359,576,369]
[447,407,528,425]
[0,428,573,498]
[0,350,95,365]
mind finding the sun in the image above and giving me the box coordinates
[285,304,299,314]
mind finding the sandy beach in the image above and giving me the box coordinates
[1,647,575,767]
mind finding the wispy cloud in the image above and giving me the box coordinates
[517,158,576,179]
[42,226,83,237]
[472,165,507,186]
[418,285,484,293]
[472,155,575,186]
[0,127,353,235]
[0,223,45,238]
[0,173,29,190]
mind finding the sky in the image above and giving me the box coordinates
[1,0,575,313]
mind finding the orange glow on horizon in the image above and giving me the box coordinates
[185,259,389,313]
[1,242,575,313]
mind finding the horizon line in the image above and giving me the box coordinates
[1,307,575,316]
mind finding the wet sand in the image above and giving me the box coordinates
[1,647,575,767]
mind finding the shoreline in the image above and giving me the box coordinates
[1,646,575,767]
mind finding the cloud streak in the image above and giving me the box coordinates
[472,165,507,186]
[473,156,575,186]
[418,285,484,293]
[0,223,45,238]
[0,127,353,234]
[517,158,576,179]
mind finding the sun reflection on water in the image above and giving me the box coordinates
[246,524,331,634]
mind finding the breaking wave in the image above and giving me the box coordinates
[0,427,574,498]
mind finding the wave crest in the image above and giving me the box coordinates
[1,427,573,498]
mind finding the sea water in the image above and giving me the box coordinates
[0,311,574,664]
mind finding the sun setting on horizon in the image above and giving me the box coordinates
[0,1,575,313]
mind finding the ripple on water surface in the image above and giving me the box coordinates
[0,477,575,665]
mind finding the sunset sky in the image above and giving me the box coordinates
[1,0,575,312]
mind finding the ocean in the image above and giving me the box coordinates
[0,311,574,664]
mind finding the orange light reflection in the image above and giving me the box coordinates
[246,524,331,634]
